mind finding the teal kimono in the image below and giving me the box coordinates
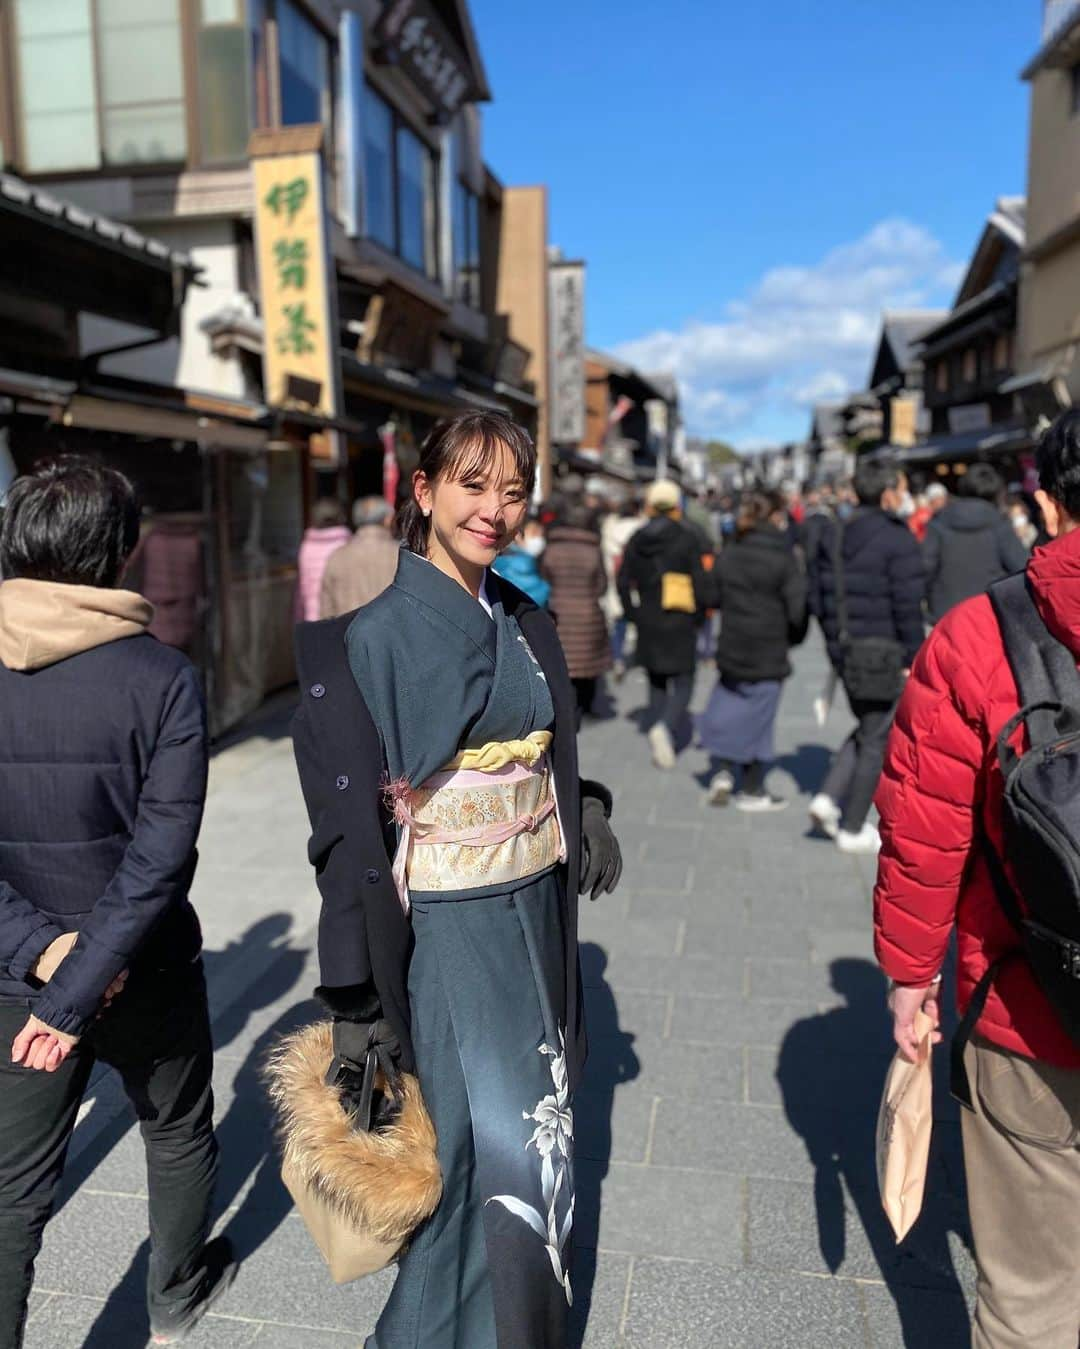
[346,551,574,1349]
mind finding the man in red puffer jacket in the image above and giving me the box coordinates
[875,410,1080,1349]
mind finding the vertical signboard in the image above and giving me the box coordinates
[549,259,586,445]
[251,129,341,454]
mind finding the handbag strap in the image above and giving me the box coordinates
[325,1036,405,1133]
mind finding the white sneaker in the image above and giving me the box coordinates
[734,792,789,813]
[837,823,881,854]
[648,722,676,770]
[707,770,735,806]
[809,793,841,840]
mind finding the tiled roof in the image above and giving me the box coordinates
[0,172,195,273]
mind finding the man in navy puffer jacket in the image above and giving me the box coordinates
[0,458,232,1348]
[807,461,925,853]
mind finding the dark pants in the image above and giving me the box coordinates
[711,758,767,795]
[646,670,694,737]
[0,960,218,1348]
[572,677,597,722]
[821,697,896,832]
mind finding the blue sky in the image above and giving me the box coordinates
[470,0,1038,446]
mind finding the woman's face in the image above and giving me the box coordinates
[415,440,529,572]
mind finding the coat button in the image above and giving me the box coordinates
[335,775,349,791]
[365,868,380,884]
[310,683,326,699]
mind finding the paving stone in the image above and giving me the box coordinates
[811,927,878,964]
[23,1293,161,1349]
[575,1084,655,1164]
[575,1162,743,1264]
[636,827,706,864]
[567,1250,632,1347]
[245,1322,360,1346]
[649,1100,815,1181]
[747,1176,896,1281]
[669,994,820,1047]
[621,1260,869,1349]
[582,985,669,1040]
[632,1037,744,1102]
[746,956,851,1003]
[626,887,746,924]
[681,919,811,960]
[619,857,694,893]
[746,1043,888,1112]
[576,913,683,957]
[861,1281,973,1349]
[578,948,745,996]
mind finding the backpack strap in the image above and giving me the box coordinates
[989,573,1080,750]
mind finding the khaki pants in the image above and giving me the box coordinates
[961,1036,1080,1348]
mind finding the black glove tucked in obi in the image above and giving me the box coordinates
[580,796,623,901]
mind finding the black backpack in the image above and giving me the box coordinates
[952,572,1080,1108]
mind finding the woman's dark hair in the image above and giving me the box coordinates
[0,456,139,587]
[397,412,536,555]
[957,462,1003,502]
[735,490,784,538]
[310,497,346,529]
[1036,409,1080,518]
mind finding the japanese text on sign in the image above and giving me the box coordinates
[252,150,339,418]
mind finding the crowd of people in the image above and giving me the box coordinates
[1,406,1079,1348]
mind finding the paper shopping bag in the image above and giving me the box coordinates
[875,1008,934,1242]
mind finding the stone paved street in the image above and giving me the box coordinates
[24,635,976,1348]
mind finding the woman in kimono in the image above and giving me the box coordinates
[291,411,622,1349]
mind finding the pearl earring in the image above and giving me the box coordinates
[422,508,430,518]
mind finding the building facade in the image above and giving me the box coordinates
[1016,1,1080,420]
[0,0,541,728]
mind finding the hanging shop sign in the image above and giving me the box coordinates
[251,129,341,454]
[549,260,586,445]
[375,0,476,118]
[947,402,992,435]
[889,395,920,448]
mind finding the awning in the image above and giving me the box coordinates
[898,422,1032,466]
[54,394,269,451]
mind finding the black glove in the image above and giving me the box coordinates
[580,796,623,901]
[329,1018,402,1129]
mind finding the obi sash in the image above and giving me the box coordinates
[386,731,566,913]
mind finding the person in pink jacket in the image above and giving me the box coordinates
[295,500,350,622]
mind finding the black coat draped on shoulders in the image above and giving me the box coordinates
[291,564,612,1093]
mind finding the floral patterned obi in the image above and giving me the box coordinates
[386,731,566,913]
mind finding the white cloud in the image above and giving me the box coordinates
[612,218,962,447]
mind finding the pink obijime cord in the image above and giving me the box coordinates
[384,774,557,914]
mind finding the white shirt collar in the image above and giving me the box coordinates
[478,569,495,619]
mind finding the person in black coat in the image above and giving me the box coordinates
[923,462,1028,622]
[617,480,706,770]
[0,459,231,1346]
[698,492,808,810]
[808,460,925,853]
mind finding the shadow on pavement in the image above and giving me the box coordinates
[775,742,834,795]
[777,957,972,1347]
[210,687,298,754]
[63,925,313,1345]
[570,943,641,1348]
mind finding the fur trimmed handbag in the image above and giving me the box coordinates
[265,1021,442,1284]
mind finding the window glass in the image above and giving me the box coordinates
[97,0,186,164]
[363,87,395,251]
[277,0,329,127]
[397,124,435,276]
[197,0,251,162]
[13,0,99,172]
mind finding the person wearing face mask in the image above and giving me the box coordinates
[923,464,1029,624]
[492,515,551,608]
[807,462,925,853]
[1005,492,1039,552]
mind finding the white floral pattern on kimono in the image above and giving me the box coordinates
[488,1030,575,1304]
